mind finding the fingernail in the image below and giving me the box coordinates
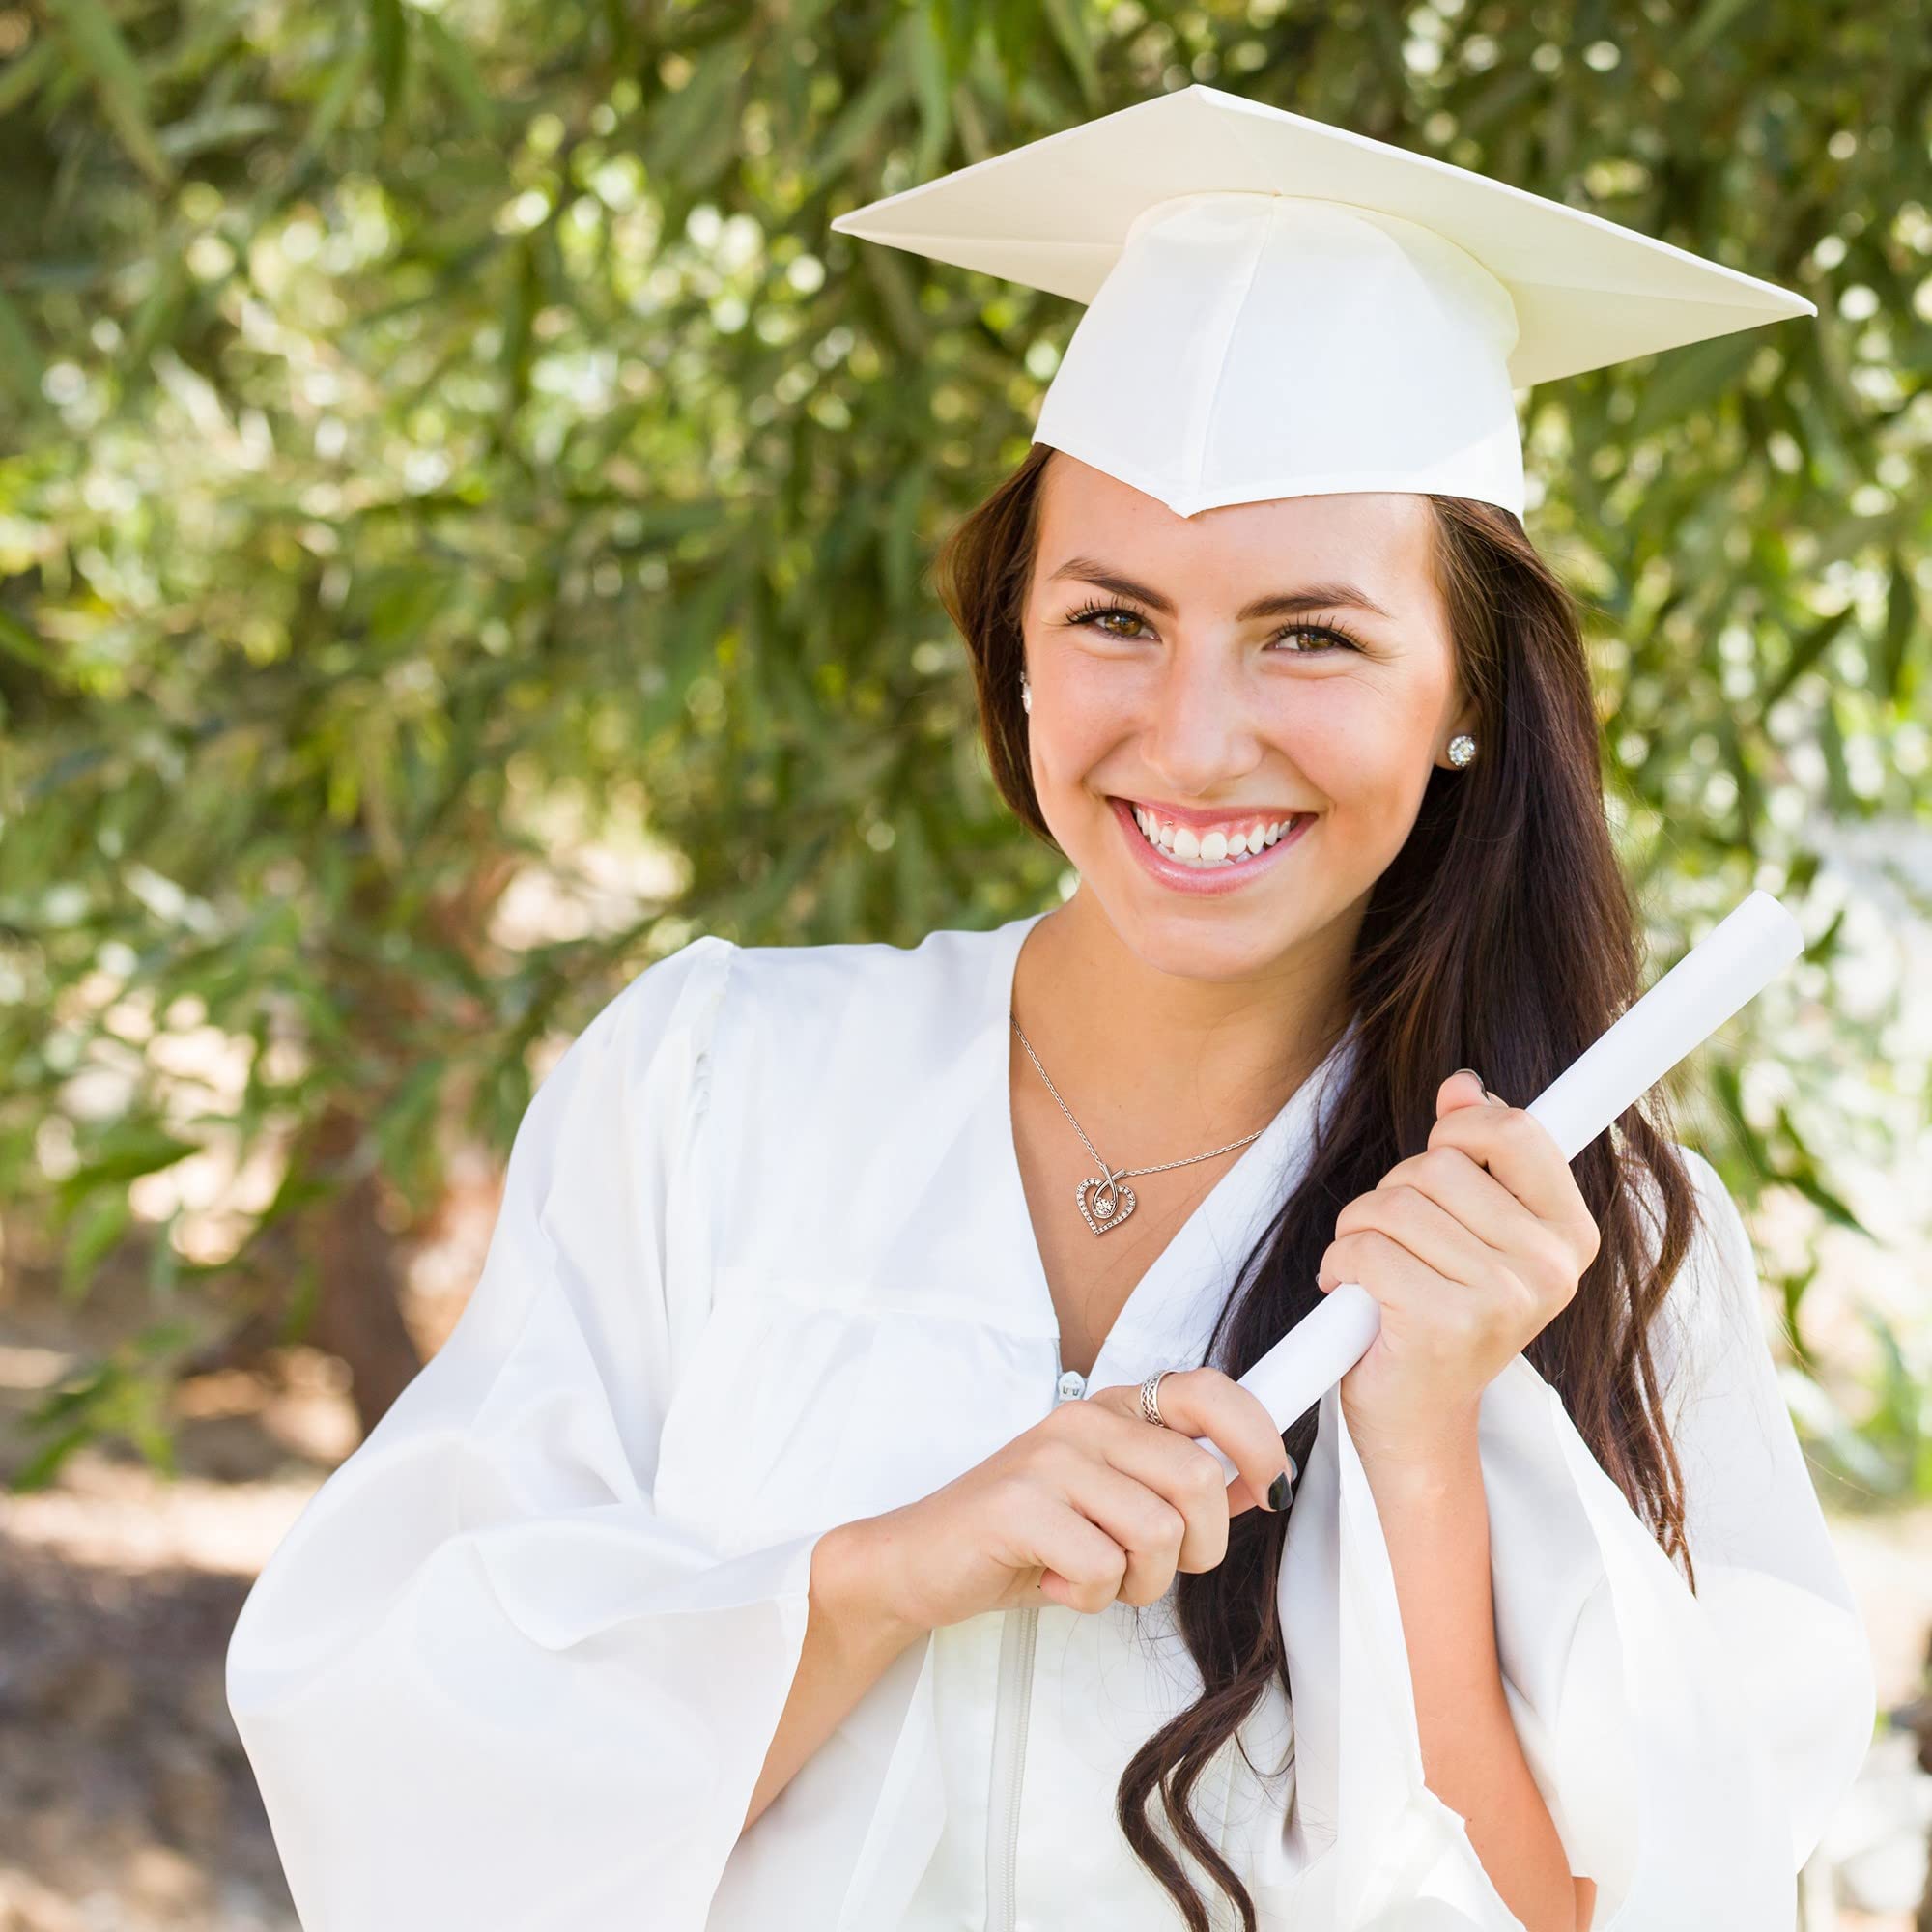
[1453,1066,1484,1090]
[1266,1466,1293,1511]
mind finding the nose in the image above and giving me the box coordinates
[1137,644,1265,799]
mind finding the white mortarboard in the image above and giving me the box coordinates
[829,85,1813,520]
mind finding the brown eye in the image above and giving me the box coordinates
[1066,602,1151,639]
[1266,620,1364,654]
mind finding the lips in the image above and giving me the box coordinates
[1124,800,1311,868]
[1107,795,1314,895]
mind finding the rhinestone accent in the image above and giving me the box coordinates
[1075,1176,1137,1236]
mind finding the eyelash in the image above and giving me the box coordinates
[1062,599,1365,655]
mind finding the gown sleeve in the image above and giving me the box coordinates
[224,935,834,1932]
[1317,1142,1876,1931]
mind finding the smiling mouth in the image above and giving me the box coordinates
[1121,800,1313,869]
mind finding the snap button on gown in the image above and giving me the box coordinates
[225,915,1876,1930]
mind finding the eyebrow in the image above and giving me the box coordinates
[1045,556,1395,623]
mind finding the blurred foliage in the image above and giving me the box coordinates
[0,0,1928,1489]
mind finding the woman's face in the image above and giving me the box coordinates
[1020,452,1475,986]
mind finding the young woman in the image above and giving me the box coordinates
[227,93,1874,1932]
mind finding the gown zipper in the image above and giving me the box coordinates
[985,1343,1088,1931]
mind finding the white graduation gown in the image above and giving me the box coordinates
[225,913,1875,1931]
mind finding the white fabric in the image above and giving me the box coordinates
[1033,193,1527,520]
[226,914,1875,1930]
[828,85,1816,522]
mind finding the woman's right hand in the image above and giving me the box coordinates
[847,1367,1297,1641]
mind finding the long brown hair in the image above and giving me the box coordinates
[931,442,1702,1932]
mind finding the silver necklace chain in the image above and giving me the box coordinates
[1009,1010,1270,1234]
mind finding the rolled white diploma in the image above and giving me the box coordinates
[1193,889,1804,1482]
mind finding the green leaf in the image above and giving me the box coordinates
[274,35,370,196]
[883,461,930,609]
[1038,0,1101,111]
[55,1126,198,1211]
[1877,549,1918,702]
[642,41,750,191]
[1773,1105,1869,1236]
[908,5,952,176]
[45,0,173,188]
[812,58,909,180]
[1762,602,1854,709]
[11,1418,98,1492]
[0,608,54,672]
[1679,0,1763,61]
[60,1191,131,1301]
[367,0,409,127]
[0,35,59,118]
[1623,335,1759,444]
[417,11,492,136]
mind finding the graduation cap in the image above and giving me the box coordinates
[829,85,1813,520]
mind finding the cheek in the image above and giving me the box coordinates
[1028,658,1142,783]
[1269,681,1434,809]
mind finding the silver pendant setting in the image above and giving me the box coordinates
[1076,1171,1137,1236]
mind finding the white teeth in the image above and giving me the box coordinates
[1129,806,1304,868]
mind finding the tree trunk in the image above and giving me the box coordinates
[300,1100,423,1435]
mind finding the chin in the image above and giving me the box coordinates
[1140,915,1314,985]
[1089,878,1330,986]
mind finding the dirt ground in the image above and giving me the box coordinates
[0,1414,311,1922]
[2,1275,1927,1931]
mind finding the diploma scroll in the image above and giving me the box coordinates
[1192,890,1805,1483]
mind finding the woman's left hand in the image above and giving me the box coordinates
[1315,1069,1602,1472]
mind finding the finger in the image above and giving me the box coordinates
[1054,1459,1189,1607]
[1331,1179,1513,1287]
[1387,1146,1592,1295]
[1062,1394,1234,1574]
[1319,1226,1470,1321]
[1437,1068,1492,1114]
[1376,1144,1543,1255]
[1427,1098,1585,1231]
[1085,1369,1293,1546]
[1029,1501,1131,1613]
[1222,1469,1268,1519]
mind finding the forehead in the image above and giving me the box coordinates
[1033,452,1438,608]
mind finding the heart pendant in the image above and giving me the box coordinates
[1075,1175,1137,1236]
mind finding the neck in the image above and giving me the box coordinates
[1010,888,1359,1154]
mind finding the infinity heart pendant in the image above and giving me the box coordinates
[1075,1173,1137,1236]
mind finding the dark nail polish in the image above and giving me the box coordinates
[1266,1468,1293,1511]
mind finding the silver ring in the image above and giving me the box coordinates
[1139,1368,1175,1428]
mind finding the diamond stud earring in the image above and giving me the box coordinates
[1020,672,1032,716]
[1447,732,1476,768]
